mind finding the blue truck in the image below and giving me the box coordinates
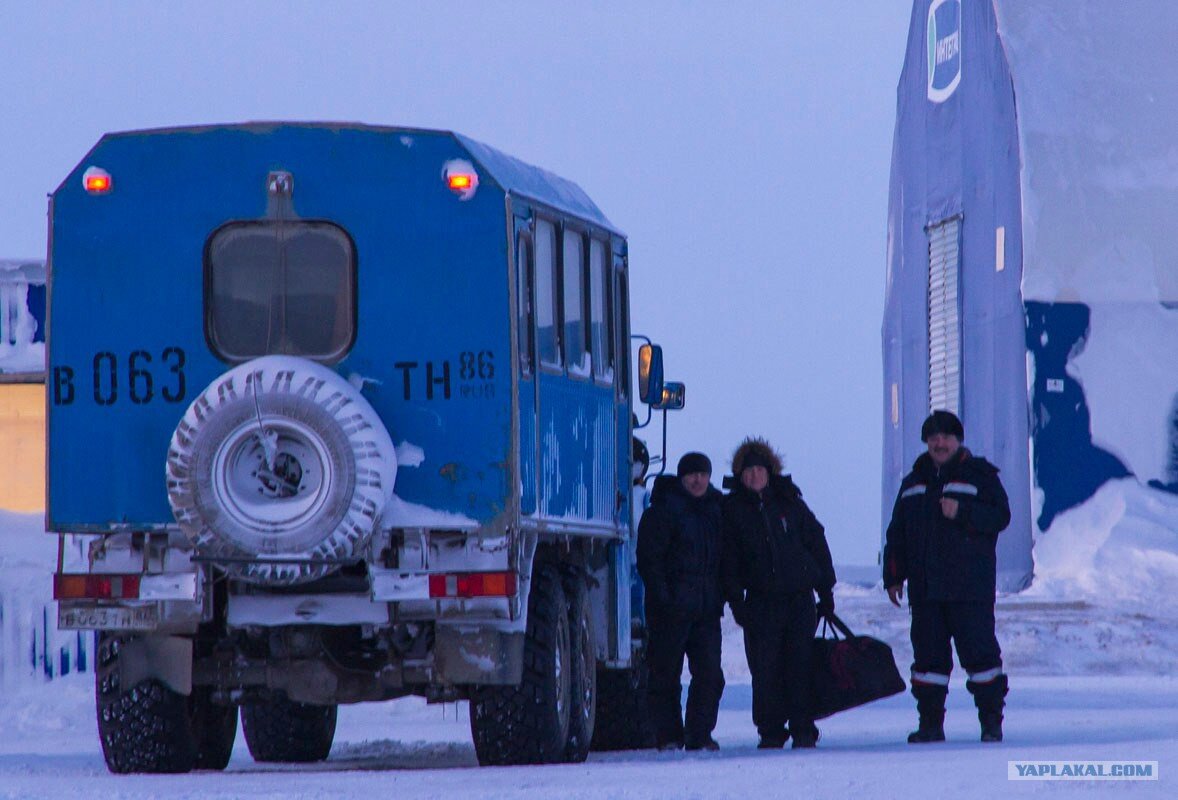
[47,123,681,772]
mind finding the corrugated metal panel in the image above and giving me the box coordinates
[928,218,961,414]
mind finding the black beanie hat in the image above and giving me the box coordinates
[921,410,964,442]
[677,452,712,477]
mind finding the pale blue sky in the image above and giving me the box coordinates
[0,1,914,565]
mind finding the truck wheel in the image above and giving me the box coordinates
[190,686,238,770]
[240,694,337,763]
[470,564,571,765]
[563,572,596,763]
[166,356,396,585]
[590,642,657,751]
[95,633,198,774]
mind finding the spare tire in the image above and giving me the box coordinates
[166,356,396,584]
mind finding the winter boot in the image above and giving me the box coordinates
[790,721,819,749]
[907,683,947,744]
[967,673,1008,743]
[756,728,789,749]
[684,736,720,751]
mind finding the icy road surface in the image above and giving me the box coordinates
[2,591,1174,799]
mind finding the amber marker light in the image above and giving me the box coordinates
[441,158,479,200]
[82,166,113,194]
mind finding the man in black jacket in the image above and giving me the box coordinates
[721,437,836,749]
[884,410,1012,743]
[637,452,725,751]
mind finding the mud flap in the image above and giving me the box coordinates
[435,626,524,685]
[119,635,194,696]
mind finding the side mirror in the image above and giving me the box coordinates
[653,381,685,411]
[637,344,664,405]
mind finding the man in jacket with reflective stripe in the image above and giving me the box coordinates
[884,410,1011,743]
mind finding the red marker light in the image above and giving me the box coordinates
[83,166,113,194]
[448,173,473,191]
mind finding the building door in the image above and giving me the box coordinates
[927,217,962,415]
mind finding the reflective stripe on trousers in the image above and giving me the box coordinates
[911,670,950,686]
[967,666,1003,683]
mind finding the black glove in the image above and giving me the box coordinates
[816,591,835,620]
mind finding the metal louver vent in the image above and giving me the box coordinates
[927,217,961,415]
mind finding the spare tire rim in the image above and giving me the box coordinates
[211,416,335,536]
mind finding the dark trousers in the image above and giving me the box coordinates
[742,592,817,738]
[646,611,724,745]
[910,601,1002,685]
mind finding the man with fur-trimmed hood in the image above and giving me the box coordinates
[721,437,836,749]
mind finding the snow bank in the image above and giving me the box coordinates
[1028,479,1178,603]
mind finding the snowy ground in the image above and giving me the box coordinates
[1,590,1175,799]
[3,479,1178,797]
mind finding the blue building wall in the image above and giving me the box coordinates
[884,0,1032,590]
[885,0,1178,592]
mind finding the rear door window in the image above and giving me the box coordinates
[205,221,356,363]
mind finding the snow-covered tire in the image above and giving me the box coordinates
[563,572,596,762]
[590,642,656,751]
[470,564,572,765]
[166,356,396,585]
[96,633,198,774]
[240,694,337,763]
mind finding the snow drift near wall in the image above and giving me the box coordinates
[1029,480,1178,602]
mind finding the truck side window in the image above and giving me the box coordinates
[517,232,535,377]
[205,221,355,364]
[589,238,613,384]
[535,219,560,369]
[563,229,589,378]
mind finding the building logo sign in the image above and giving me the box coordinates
[927,0,962,103]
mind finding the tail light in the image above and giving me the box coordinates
[429,571,517,598]
[54,574,141,600]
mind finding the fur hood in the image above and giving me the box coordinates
[731,436,783,476]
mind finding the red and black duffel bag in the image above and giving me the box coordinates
[811,612,906,719]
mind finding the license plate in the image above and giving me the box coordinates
[58,604,159,631]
